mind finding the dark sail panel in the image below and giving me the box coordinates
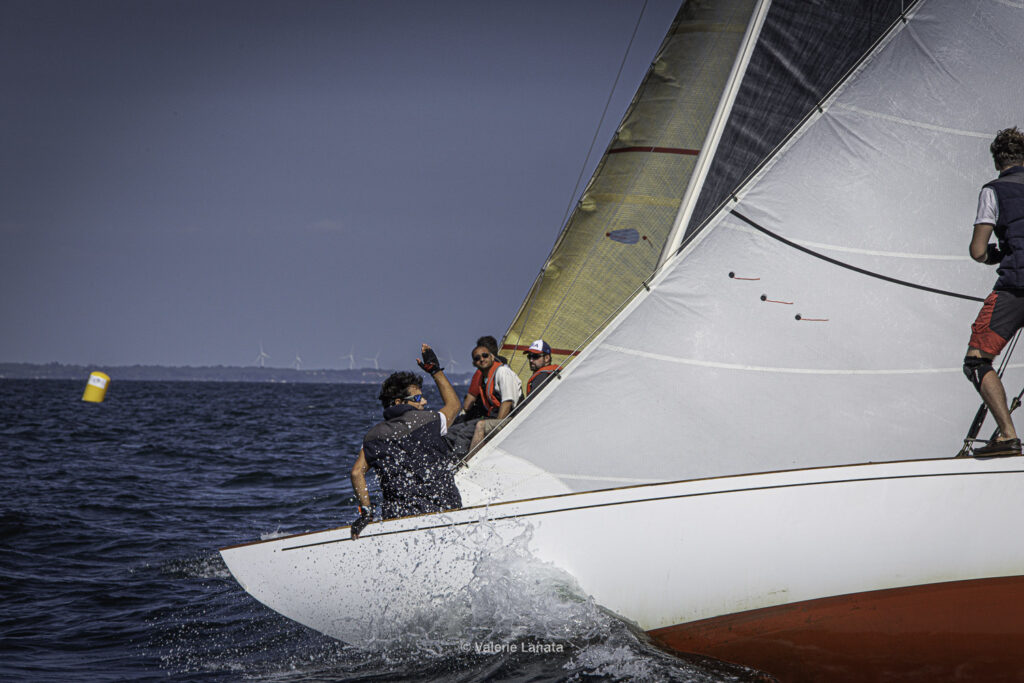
[686,0,914,238]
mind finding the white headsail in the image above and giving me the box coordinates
[460,0,1024,501]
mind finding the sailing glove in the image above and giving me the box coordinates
[417,347,443,375]
[351,505,374,539]
[985,243,1004,264]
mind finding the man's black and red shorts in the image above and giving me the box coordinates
[969,289,1024,355]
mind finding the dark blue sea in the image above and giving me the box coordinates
[1,379,767,682]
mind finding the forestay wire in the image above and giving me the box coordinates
[503,0,650,368]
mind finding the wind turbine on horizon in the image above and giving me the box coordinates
[256,342,270,368]
[364,351,380,370]
[293,354,302,371]
[339,345,356,370]
[446,351,461,372]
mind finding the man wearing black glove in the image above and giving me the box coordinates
[349,343,462,538]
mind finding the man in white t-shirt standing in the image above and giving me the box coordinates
[963,126,1024,457]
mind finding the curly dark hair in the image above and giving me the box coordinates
[475,335,499,356]
[378,371,423,408]
[991,127,1024,169]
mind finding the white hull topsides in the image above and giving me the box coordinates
[220,456,1024,646]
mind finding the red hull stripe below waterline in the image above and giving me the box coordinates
[649,575,1024,683]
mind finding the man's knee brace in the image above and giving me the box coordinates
[963,355,995,393]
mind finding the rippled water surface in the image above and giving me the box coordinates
[1,379,765,681]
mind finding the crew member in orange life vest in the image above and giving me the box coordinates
[525,339,559,396]
[464,339,522,449]
[461,335,507,420]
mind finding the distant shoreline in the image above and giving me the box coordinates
[0,362,474,385]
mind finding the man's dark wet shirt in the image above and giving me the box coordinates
[362,404,461,518]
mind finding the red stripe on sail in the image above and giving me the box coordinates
[608,146,700,156]
[502,344,580,357]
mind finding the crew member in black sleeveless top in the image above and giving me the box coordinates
[349,344,461,538]
[964,126,1024,457]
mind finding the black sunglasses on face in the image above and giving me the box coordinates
[472,353,492,362]
[526,353,542,360]
[403,394,423,403]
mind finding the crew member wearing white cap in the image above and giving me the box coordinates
[525,339,559,396]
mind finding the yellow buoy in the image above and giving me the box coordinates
[82,371,110,403]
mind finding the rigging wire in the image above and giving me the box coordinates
[503,0,650,373]
[557,0,649,231]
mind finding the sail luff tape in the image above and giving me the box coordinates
[82,372,110,403]
[657,0,773,269]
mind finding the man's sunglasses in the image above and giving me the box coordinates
[472,353,492,362]
[526,353,543,360]
[403,394,423,403]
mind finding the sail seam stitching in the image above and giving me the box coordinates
[603,344,1024,375]
[831,103,992,138]
[726,222,972,260]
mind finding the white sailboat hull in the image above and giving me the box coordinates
[221,456,1024,660]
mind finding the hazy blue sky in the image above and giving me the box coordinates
[1,0,680,371]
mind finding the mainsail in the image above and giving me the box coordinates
[499,0,758,383]
[460,0,1024,501]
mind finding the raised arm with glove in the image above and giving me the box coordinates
[349,343,461,539]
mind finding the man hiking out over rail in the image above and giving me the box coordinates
[349,344,462,538]
[963,126,1024,457]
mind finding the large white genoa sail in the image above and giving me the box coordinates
[459,0,1024,501]
[223,0,1024,678]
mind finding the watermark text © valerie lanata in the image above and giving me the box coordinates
[462,639,566,654]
